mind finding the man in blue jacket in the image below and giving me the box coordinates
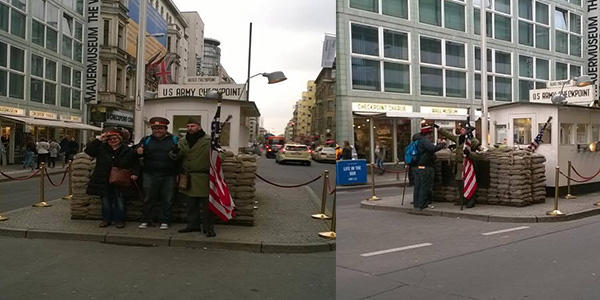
[413,126,446,211]
[136,117,179,230]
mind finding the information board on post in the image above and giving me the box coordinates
[336,159,367,186]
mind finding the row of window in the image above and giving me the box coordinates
[349,0,583,56]
[350,24,582,101]
[0,42,81,110]
[505,120,600,146]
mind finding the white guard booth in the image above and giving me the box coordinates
[143,96,260,154]
[489,102,600,190]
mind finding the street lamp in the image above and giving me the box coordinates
[238,71,287,101]
[550,75,594,105]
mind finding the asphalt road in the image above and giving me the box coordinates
[337,189,600,299]
[256,154,336,215]
[0,237,335,300]
[0,172,69,212]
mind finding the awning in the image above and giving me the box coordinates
[0,115,102,131]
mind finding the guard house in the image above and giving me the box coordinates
[143,96,260,154]
[489,102,600,191]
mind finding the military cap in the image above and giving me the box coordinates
[186,117,201,125]
[149,117,169,127]
[420,126,433,134]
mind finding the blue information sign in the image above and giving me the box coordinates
[336,159,367,185]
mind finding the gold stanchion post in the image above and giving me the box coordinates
[0,183,6,221]
[319,189,336,239]
[547,166,564,216]
[366,163,380,201]
[33,163,52,208]
[565,160,576,199]
[312,170,331,219]
[62,160,73,200]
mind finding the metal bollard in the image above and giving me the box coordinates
[312,170,331,219]
[0,182,7,221]
[565,160,576,199]
[33,163,52,208]
[319,189,336,239]
[63,160,73,200]
[547,166,564,216]
[366,163,380,201]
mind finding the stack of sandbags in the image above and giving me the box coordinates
[487,149,537,206]
[531,154,547,203]
[70,152,101,220]
[231,154,257,225]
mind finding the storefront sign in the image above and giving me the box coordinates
[420,106,468,115]
[184,76,220,83]
[158,84,247,100]
[29,110,57,120]
[546,80,571,88]
[85,0,101,104]
[352,103,412,113]
[529,85,595,105]
[105,110,134,126]
[336,159,367,185]
[588,0,599,95]
[0,106,25,116]
[60,115,82,122]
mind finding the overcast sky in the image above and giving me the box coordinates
[172,0,335,135]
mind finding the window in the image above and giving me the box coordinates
[0,3,8,32]
[555,8,581,57]
[555,62,580,80]
[11,9,25,38]
[475,47,512,101]
[420,37,466,98]
[576,124,588,144]
[518,55,549,101]
[538,123,551,144]
[1,44,26,99]
[103,19,110,47]
[513,118,532,145]
[101,64,108,92]
[474,0,512,42]
[560,123,573,144]
[420,0,465,31]
[518,0,549,49]
[350,23,410,93]
[592,125,600,142]
[118,24,124,50]
[495,124,507,144]
[30,55,57,105]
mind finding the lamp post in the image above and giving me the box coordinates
[480,0,489,149]
[550,75,593,104]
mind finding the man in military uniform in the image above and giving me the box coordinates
[413,126,446,211]
[171,117,216,237]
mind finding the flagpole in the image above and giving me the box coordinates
[134,0,147,142]
[480,0,489,149]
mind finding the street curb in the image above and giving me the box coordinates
[336,182,406,191]
[360,201,600,223]
[28,229,107,242]
[0,169,67,183]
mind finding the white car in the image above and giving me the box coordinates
[312,146,337,162]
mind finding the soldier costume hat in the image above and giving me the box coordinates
[149,117,170,127]
[186,117,201,125]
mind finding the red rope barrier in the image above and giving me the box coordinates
[45,168,69,187]
[256,173,322,188]
[0,168,42,181]
[570,164,600,181]
[559,170,596,183]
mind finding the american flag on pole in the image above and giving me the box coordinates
[462,121,477,200]
[528,116,552,152]
[209,102,235,221]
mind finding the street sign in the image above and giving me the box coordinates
[336,159,367,185]
[529,85,594,105]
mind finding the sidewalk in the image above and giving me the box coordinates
[0,179,336,253]
[361,186,600,223]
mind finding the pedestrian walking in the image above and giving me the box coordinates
[35,138,50,169]
[375,143,386,175]
[413,126,446,211]
[84,128,140,228]
[0,138,6,166]
[171,117,216,237]
[48,138,61,168]
[23,138,36,170]
[341,140,353,160]
[136,117,179,230]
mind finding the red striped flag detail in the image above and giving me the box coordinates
[209,148,235,221]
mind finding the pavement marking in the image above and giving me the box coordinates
[360,243,433,257]
[481,226,530,236]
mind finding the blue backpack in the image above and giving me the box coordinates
[404,140,420,165]
[144,135,178,146]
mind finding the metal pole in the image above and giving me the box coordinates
[312,170,331,219]
[33,163,52,207]
[547,166,564,216]
[367,163,380,201]
[246,22,252,101]
[0,178,7,220]
[480,0,489,149]
[565,160,576,199]
[318,189,336,239]
[133,0,147,142]
[63,160,73,200]
[401,165,408,206]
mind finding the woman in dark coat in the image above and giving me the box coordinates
[85,128,140,228]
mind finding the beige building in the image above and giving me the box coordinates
[294,81,316,143]
[181,11,205,77]
[313,67,336,144]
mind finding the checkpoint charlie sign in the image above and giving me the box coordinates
[158,84,247,100]
[529,85,595,105]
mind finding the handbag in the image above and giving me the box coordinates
[109,167,133,187]
[178,172,190,191]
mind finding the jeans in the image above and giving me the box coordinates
[37,153,49,169]
[142,173,176,224]
[22,150,34,169]
[376,158,384,174]
[101,185,126,222]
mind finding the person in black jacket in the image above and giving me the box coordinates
[413,126,445,211]
[341,140,353,160]
[135,117,179,230]
[85,128,140,228]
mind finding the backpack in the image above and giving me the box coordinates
[144,135,178,147]
[404,140,420,165]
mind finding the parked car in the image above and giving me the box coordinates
[276,144,311,166]
[312,146,337,163]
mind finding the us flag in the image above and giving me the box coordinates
[462,123,477,200]
[209,102,235,221]
[528,117,552,152]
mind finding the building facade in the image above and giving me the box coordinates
[181,11,205,77]
[0,0,94,163]
[313,67,336,144]
[337,0,587,163]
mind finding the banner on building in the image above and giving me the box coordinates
[588,0,599,96]
[321,34,336,68]
[158,84,247,100]
[85,0,101,104]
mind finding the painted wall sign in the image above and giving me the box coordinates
[0,106,25,116]
[85,0,100,104]
[29,110,57,120]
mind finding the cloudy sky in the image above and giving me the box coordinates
[172,0,335,135]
